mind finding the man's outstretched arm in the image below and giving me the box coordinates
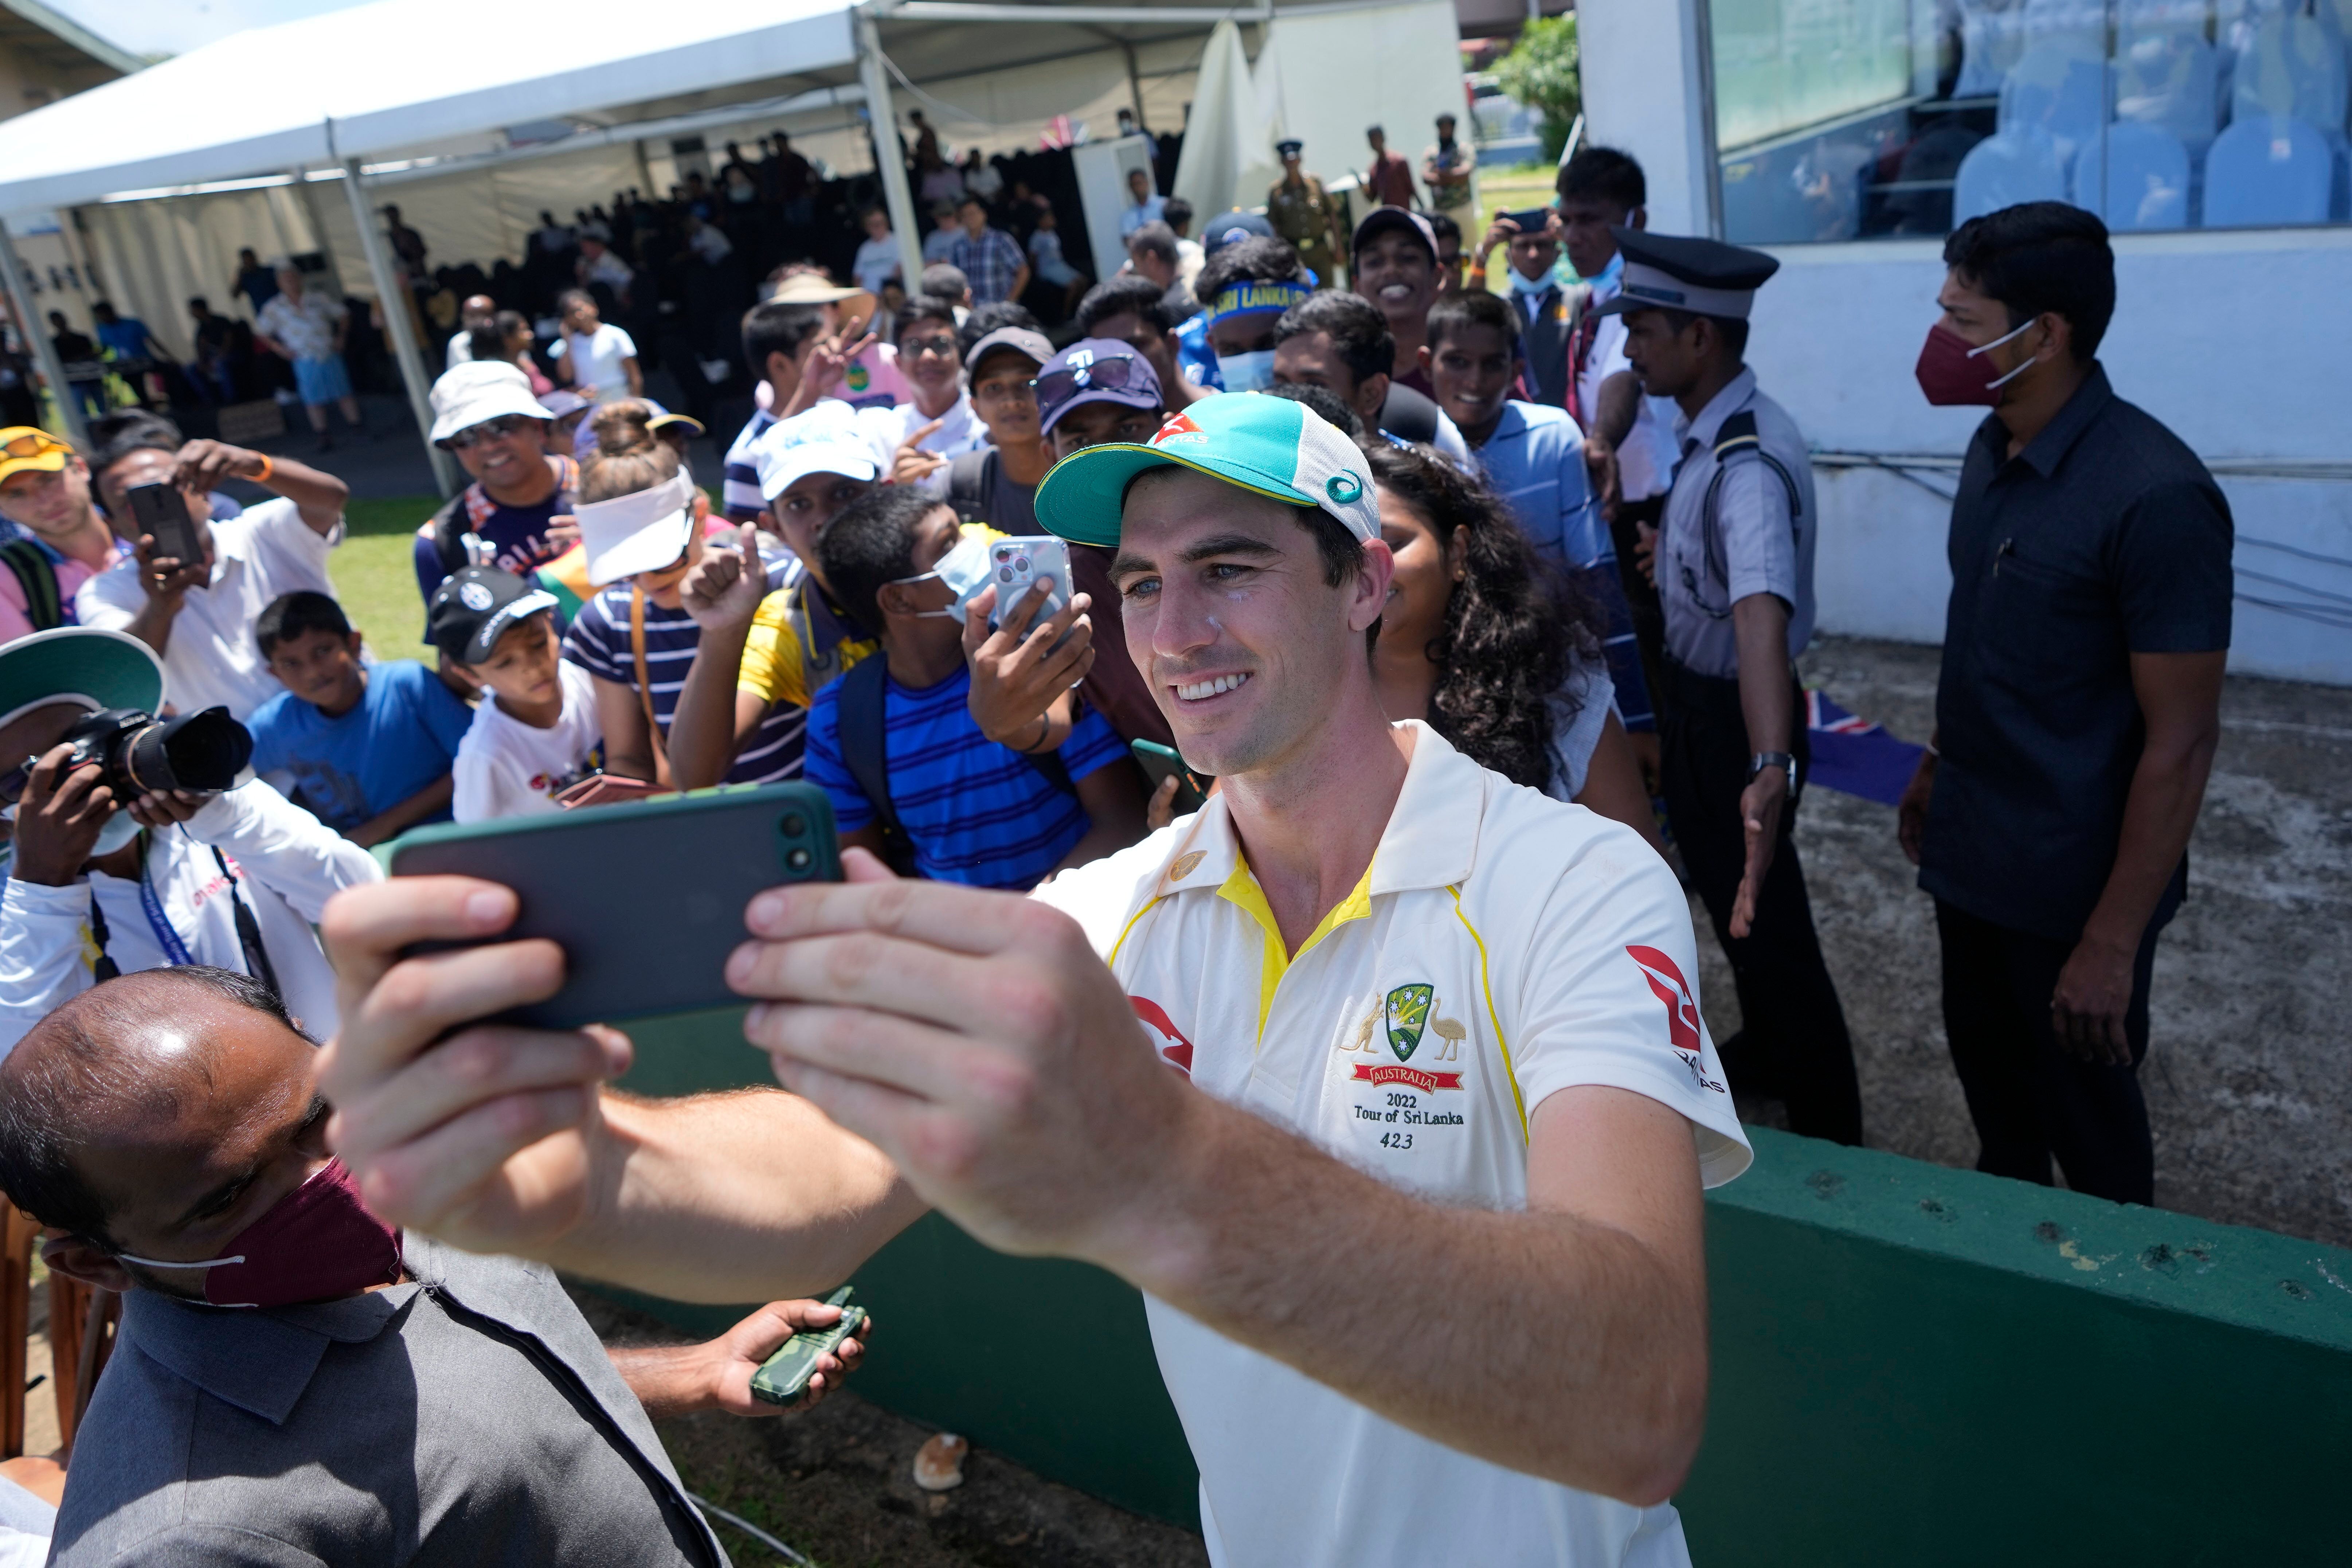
[315,876,925,1303]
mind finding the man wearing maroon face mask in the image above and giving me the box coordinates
[3,966,884,1567]
[1901,202,2231,1207]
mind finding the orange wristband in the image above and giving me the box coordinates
[249,453,273,484]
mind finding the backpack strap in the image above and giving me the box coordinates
[208,847,282,1000]
[627,586,672,786]
[835,655,915,874]
[946,450,991,515]
[0,540,63,632]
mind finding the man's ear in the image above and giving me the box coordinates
[41,1235,136,1295]
[1356,371,1392,424]
[344,631,365,660]
[2032,311,2073,363]
[1416,343,1432,374]
[873,582,917,621]
[1629,206,1648,232]
[1350,538,1397,634]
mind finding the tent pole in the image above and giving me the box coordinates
[0,219,89,447]
[857,11,928,293]
[339,159,459,497]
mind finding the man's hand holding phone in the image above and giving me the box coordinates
[960,580,1093,751]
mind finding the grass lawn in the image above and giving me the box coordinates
[338,495,444,657]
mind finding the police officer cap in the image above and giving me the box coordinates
[1275,138,1304,156]
[1592,229,1780,321]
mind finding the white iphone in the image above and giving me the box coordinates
[989,536,1071,638]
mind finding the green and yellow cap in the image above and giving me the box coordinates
[1033,392,1379,549]
[0,627,163,731]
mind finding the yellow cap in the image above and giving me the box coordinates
[0,427,73,486]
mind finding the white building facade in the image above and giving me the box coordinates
[1579,0,2351,685]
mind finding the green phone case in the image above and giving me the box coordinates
[387,782,841,1029]
[750,1286,866,1406]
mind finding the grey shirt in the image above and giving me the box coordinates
[51,1237,726,1568]
[1656,367,1819,680]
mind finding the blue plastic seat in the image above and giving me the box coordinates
[2115,24,2222,153]
[2079,121,2193,229]
[2203,113,2334,224]
[2227,10,2348,134]
[1954,128,2073,221]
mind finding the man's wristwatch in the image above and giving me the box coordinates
[1746,751,1793,783]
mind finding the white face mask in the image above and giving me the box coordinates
[1216,348,1276,393]
[889,529,994,622]
[1506,263,1554,297]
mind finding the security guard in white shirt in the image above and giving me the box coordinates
[1605,229,1863,1145]
[315,393,1753,1568]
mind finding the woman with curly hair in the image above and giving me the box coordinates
[1363,438,1663,853]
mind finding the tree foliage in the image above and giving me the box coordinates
[1493,15,1582,163]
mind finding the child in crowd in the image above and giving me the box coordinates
[1421,288,1656,742]
[430,565,603,822]
[247,591,473,846]
[805,486,1146,888]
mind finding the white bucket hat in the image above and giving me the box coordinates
[430,360,555,445]
[576,470,698,586]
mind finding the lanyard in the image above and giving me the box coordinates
[136,834,197,967]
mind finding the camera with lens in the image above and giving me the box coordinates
[58,706,253,798]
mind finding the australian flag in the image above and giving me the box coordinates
[1804,690,1925,807]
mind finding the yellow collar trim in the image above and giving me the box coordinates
[1217,856,1377,1041]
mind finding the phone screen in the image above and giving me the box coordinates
[127,483,202,566]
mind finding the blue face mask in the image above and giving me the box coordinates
[1506,264,1554,297]
[1592,251,1625,290]
[1215,348,1276,393]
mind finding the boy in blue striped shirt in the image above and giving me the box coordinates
[805,488,1147,889]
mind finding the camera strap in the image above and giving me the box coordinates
[85,893,121,984]
[208,846,282,1000]
[136,838,197,969]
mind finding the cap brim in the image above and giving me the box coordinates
[757,446,881,500]
[432,390,555,443]
[1039,386,1163,436]
[1034,442,1314,549]
[584,508,694,586]
[0,626,164,730]
[465,589,560,663]
[0,450,68,485]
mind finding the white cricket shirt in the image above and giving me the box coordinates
[1036,722,1750,1568]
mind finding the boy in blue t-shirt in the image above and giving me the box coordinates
[247,591,474,846]
[805,488,1147,889]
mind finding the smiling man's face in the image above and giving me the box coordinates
[1353,231,1436,335]
[1110,468,1389,778]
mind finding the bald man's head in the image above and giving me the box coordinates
[0,968,312,1250]
[460,293,496,326]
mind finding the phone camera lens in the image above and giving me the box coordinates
[786,846,814,872]
[780,812,808,838]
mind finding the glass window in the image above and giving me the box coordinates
[1710,0,2352,244]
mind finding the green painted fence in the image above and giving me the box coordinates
[603,1007,2352,1559]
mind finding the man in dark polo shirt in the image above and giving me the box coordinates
[1899,203,2231,1205]
[0,966,893,1567]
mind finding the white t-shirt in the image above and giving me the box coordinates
[563,322,638,402]
[889,391,988,460]
[853,235,903,295]
[0,778,381,1056]
[1582,281,1680,504]
[74,496,341,721]
[452,661,604,823]
[1034,722,1748,1568]
[446,328,474,372]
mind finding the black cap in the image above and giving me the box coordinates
[1201,209,1276,253]
[428,566,559,666]
[1590,228,1781,320]
[1275,138,1303,156]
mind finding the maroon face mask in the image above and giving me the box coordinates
[1914,320,2038,406]
[117,1158,402,1308]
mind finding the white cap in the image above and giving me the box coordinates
[576,470,698,586]
[430,360,553,444]
[751,403,893,500]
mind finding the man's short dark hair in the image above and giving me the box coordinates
[1194,236,1308,308]
[557,288,594,313]
[921,263,970,301]
[1077,275,1174,336]
[83,410,182,477]
[187,296,209,312]
[1162,197,1193,234]
[1273,290,1394,389]
[958,300,1039,358]
[1427,212,1461,249]
[1557,145,1647,211]
[1127,221,1180,269]
[1127,467,1365,593]
[893,296,961,347]
[741,299,829,372]
[1260,382,1363,437]
[818,485,947,631]
[956,193,986,212]
[1366,123,1385,138]
[0,967,304,1247]
[1943,200,2115,361]
[255,590,352,657]
[1425,289,1521,355]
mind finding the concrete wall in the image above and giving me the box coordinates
[1576,0,2352,687]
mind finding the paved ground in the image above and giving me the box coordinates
[1729,636,2352,1248]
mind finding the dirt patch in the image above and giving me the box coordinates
[573,1288,1207,1568]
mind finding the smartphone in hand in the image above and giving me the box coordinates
[990,536,1071,639]
[126,482,204,567]
[1502,206,1556,236]
[1131,739,1209,814]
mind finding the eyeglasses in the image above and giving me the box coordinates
[445,414,540,450]
[1033,354,1144,417]
[901,334,960,360]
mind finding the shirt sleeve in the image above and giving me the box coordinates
[1500,820,1752,1187]
[2116,478,2234,654]
[1717,450,1798,611]
[562,595,628,682]
[800,687,872,832]
[244,695,293,777]
[450,721,495,824]
[1055,707,1129,782]
[182,779,383,924]
[407,663,477,760]
[611,326,638,358]
[245,496,342,576]
[737,591,808,707]
[0,877,98,1059]
[71,563,138,633]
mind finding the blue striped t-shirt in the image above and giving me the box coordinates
[562,554,805,783]
[805,663,1127,889]
[721,408,776,524]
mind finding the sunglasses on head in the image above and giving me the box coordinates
[1033,354,1144,416]
[445,414,539,450]
[0,432,65,461]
